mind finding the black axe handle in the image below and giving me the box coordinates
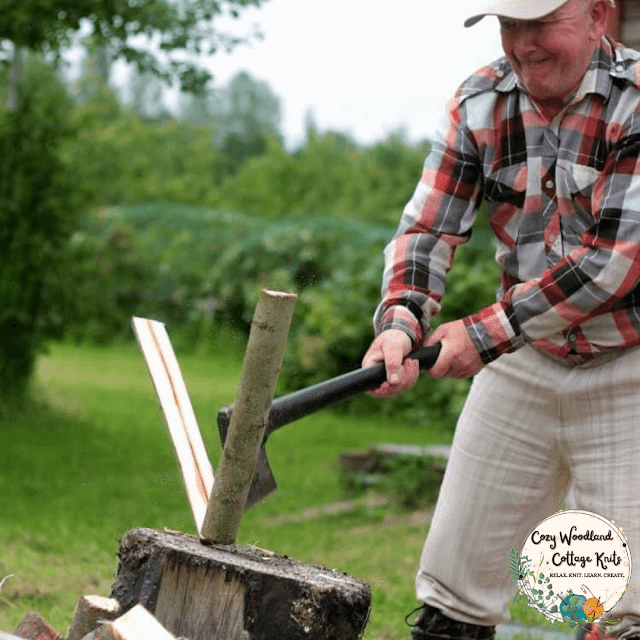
[218,343,441,443]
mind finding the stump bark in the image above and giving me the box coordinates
[110,528,371,640]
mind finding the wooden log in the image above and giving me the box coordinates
[201,289,297,544]
[67,595,122,640]
[12,614,62,640]
[110,527,371,640]
[81,604,178,640]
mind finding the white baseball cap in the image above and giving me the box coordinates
[464,0,569,27]
[465,0,615,27]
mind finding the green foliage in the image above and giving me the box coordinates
[0,0,267,92]
[0,55,80,400]
[215,130,430,225]
[59,204,256,345]
[64,107,225,206]
[60,203,498,431]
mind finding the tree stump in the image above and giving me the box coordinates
[110,528,371,640]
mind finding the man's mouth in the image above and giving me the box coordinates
[520,57,551,70]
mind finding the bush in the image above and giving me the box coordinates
[60,204,499,432]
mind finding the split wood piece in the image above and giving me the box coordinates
[12,613,62,640]
[111,527,371,640]
[201,289,297,544]
[132,316,214,535]
[67,596,122,640]
[80,604,179,640]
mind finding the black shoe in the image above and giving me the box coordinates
[407,604,496,640]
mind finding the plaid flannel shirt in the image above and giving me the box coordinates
[374,37,640,366]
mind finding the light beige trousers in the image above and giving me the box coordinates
[416,345,640,638]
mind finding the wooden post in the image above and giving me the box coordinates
[110,528,371,640]
[201,289,297,544]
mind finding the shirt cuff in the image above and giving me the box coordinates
[376,304,425,349]
[464,301,527,364]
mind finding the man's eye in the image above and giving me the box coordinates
[500,20,516,31]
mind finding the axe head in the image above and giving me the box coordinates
[217,406,277,509]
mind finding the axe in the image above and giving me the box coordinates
[217,343,441,509]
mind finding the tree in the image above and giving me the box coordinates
[181,70,282,176]
[0,55,79,405]
[0,0,268,404]
[0,0,267,93]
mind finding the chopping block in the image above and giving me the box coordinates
[110,527,371,640]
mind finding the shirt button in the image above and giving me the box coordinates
[616,64,624,72]
[568,332,577,344]
[546,179,555,189]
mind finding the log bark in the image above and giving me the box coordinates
[201,289,297,544]
[110,527,371,640]
[67,595,122,640]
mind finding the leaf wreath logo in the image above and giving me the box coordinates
[510,544,632,629]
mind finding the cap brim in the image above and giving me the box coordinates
[464,0,568,28]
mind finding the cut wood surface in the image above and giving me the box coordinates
[201,289,297,544]
[12,614,62,640]
[111,527,371,640]
[82,604,178,640]
[132,316,214,535]
[67,595,122,640]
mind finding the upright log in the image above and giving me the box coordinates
[110,528,371,640]
[201,289,297,544]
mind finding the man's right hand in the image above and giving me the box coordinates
[362,329,420,398]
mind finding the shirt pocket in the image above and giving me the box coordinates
[557,163,599,250]
[484,163,527,207]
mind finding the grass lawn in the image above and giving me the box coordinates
[0,338,553,639]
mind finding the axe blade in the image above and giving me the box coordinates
[217,406,277,509]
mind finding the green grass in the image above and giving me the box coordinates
[0,339,554,639]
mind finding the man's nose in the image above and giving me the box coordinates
[511,24,539,57]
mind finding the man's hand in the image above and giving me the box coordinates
[425,319,484,379]
[362,329,419,397]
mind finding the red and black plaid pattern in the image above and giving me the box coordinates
[375,37,640,366]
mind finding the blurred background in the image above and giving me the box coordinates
[0,0,509,420]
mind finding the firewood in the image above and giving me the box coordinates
[111,527,371,640]
[67,595,122,640]
[80,604,177,640]
[132,316,215,535]
[12,613,62,640]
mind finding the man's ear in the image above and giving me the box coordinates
[589,0,611,41]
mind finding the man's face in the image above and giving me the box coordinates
[499,0,608,115]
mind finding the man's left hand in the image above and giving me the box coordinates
[425,319,484,379]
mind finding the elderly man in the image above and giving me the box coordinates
[362,0,640,639]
